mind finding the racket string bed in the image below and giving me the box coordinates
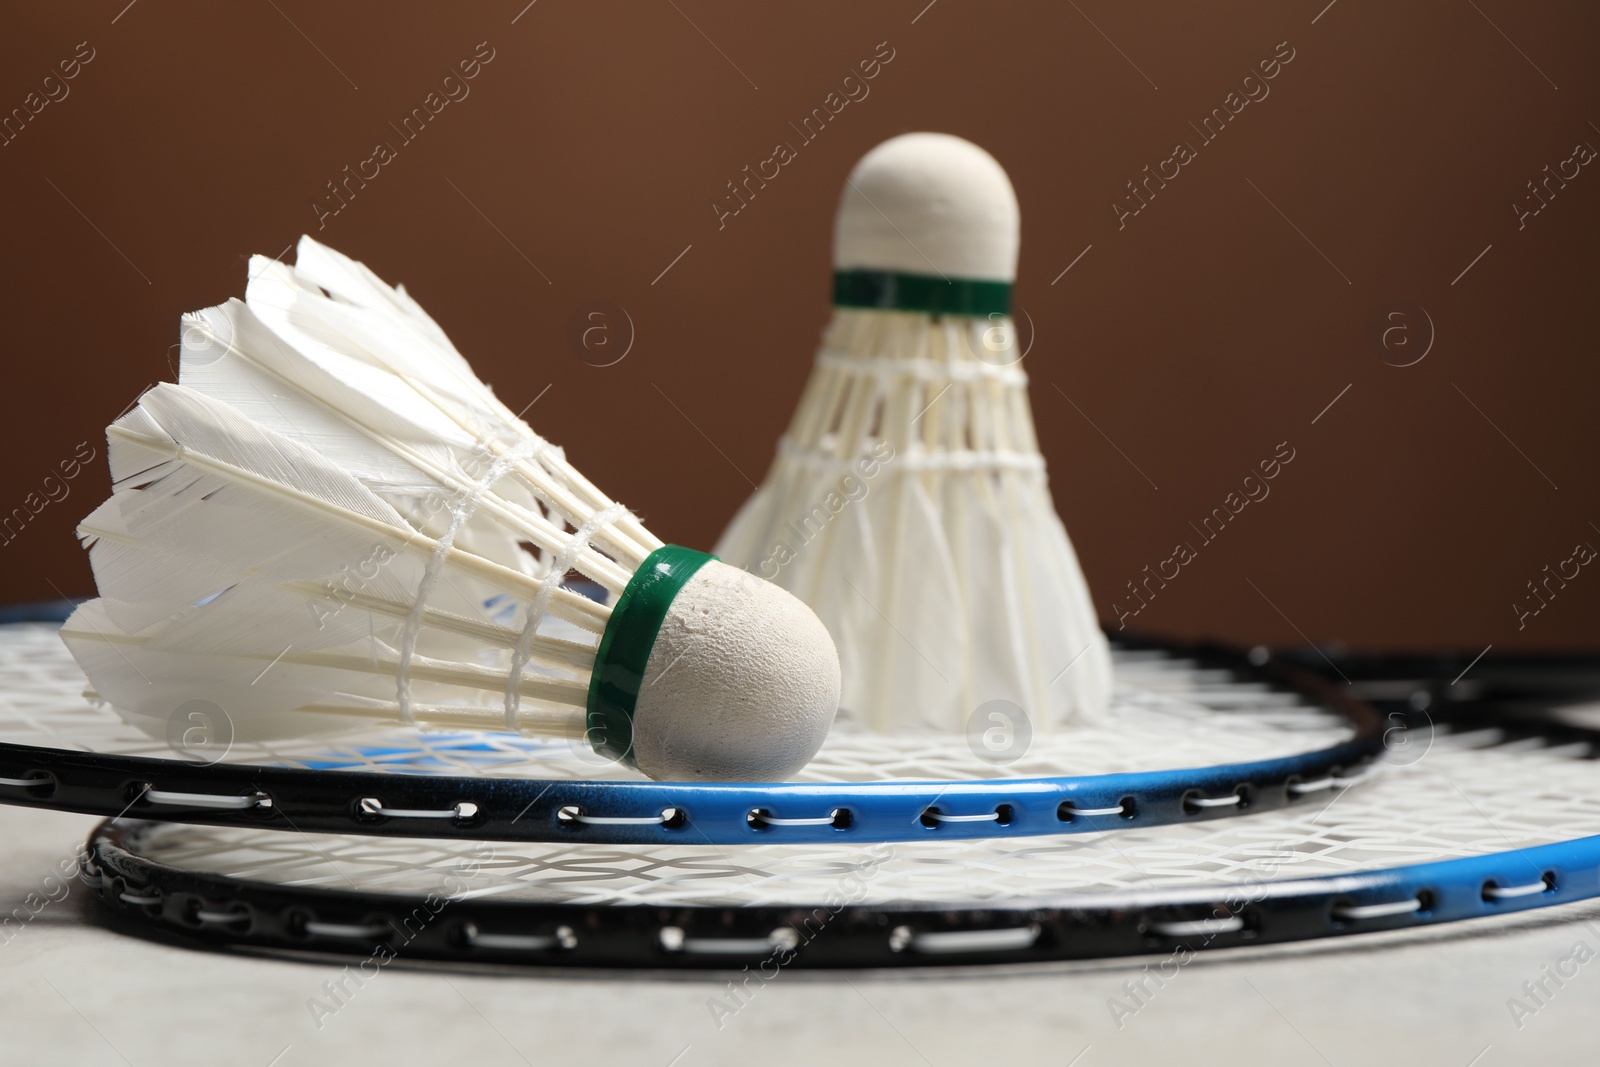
[0,624,1358,782]
[8,615,1600,967]
[0,623,1387,845]
[74,816,1594,967]
[63,719,1600,966]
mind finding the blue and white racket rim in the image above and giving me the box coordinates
[0,604,1385,845]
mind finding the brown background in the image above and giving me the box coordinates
[1,0,1596,651]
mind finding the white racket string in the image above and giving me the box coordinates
[0,623,1355,784]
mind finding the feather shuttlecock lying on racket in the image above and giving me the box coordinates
[716,132,1111,732]
[61,237,840,782]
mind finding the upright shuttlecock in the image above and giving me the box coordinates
[62,237,840,782]
[716,132,1111,732]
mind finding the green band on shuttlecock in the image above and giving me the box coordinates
[586,545,716,767]
[833,269,1012,317]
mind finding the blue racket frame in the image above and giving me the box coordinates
[0,606,1384,845]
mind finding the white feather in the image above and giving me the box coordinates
[716,308,1112,731]
[60,238,671,746]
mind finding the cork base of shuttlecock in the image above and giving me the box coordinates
[630,561,840,782]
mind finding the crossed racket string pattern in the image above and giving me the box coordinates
[0,624,1352,782]
[11,618,1600,965]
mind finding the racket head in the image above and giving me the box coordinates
[79,741,1599,970]
[73,664,1600,969]
[0,612,1382,844]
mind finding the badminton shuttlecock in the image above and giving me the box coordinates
[61,237,840,782]
[715,132,1111,732]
